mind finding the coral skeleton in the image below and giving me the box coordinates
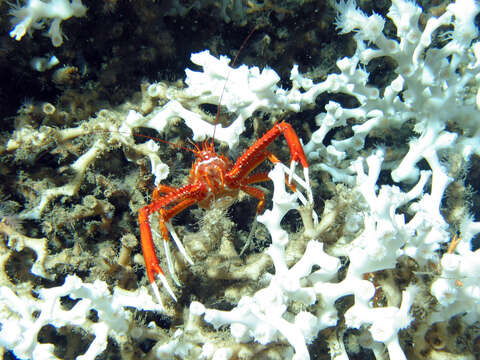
[0,275,163,359]
[3,0,480,359]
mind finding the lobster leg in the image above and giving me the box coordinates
[227,121,312,201]
[158,199,196,258]
[152,184,178,200]
[138,182,206,303]
[242,168,297,190]
[240,184,266,213]
[242,172,271,185]
[240,171,299,212]
[138,206,177,303]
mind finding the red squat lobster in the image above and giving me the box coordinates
[138,122,311,303]
[138,48,312,304]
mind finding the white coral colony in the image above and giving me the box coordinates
[3,0,480,359]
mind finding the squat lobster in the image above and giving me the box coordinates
[138,121,311,303]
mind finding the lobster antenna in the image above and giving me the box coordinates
[99,130,196,154]
[134,133,196,154]
[100,29,257,155]
[211,27,257,145]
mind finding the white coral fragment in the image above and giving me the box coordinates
[9,0,87,47]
